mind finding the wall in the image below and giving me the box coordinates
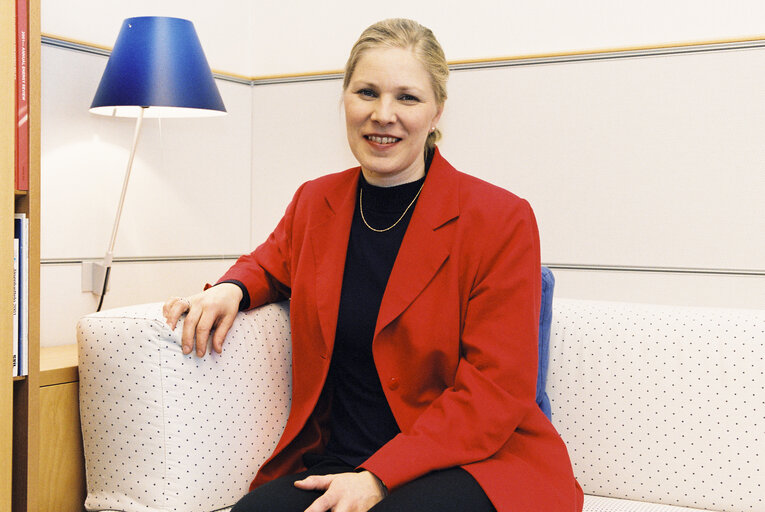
[249,49,765,311]
[43,0,765,76]
[39,2,765,346]
[250,1,765,76]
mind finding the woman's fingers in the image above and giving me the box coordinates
[296,472,384,512]
[212,312,236,354]
[163,296,191,330]
[164,284,243,357]
[181,299,203,354]
[294,474,334,491]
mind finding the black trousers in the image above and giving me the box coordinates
[231,454,497,512]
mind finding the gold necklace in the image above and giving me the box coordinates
[359,181,425,233]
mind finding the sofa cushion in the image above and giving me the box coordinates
[536,265,554,418]
[548,299,765,512]
[78,302,293,512]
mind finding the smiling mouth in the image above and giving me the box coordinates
[365,135,401,144]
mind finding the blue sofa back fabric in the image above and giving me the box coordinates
[537,266,554,419]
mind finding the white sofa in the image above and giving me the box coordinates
[77,298,765,512]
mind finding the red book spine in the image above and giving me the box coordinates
[15,0,29,191]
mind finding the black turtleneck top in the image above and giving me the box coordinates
[323,168,428,467]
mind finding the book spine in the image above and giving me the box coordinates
[15,0,29,191]
[21,216,28,376]
[13,239,19,377]
[14,214,28,376]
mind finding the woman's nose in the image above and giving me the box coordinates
[371,98,396,125]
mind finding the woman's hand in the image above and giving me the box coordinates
[162,283,243,357]
[294,471,387,512]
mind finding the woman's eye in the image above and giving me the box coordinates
[357,89,376,98]
[399,94,419,102]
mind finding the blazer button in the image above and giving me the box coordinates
[388,377,399,390]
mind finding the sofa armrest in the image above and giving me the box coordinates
[77,301,292,512]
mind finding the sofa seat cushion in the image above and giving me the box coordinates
[584,495,720,511]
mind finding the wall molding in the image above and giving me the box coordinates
[545,263,765,277]
[42,33,765,86]
[41,257,765,277]
[42,255,240,265]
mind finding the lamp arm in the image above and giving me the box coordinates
[95,107,145,311]
[108,107,145,256]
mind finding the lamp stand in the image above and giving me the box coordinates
[82,107,146,311]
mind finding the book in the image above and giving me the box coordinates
[15,0,29,191]
[13,239,19,377]
[14,214,28,376]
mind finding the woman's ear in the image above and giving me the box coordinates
[432,104,444,128]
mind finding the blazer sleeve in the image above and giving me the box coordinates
[216,183,307,308]
[361,199,542,490]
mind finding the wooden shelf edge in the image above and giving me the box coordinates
[39,368,78,387]
[40,344,79,387]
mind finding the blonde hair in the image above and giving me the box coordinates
[343,18,448,152]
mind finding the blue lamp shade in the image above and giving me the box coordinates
[91,17,226,118]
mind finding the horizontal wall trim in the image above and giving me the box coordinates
[545,263,765,277]
[42,34,112,57]
[42,33,765,86]
[42,255,241,265]
[42,256,765,277]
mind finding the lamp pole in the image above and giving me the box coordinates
[89,107,145,311]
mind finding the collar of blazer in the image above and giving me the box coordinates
[310,147,461,351]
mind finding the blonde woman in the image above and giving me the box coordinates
[165,18,583,512]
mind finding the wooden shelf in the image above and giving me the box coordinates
[40,344,78,387]
[2,1,17,509]
[39,344,85,512]
[3,0,41,510]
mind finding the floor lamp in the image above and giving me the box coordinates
[84,16,226,311]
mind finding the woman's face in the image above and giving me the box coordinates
[343,47,443,187]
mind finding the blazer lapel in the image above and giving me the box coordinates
[375,150,460,337]
[309,170,359,356]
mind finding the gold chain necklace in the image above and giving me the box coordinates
[359,181,425,233]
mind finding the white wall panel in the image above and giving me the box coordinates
[439,48,765,271]
[41,46,252,260]
[247,48,765,273]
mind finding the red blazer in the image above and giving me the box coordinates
[219,149,583,511]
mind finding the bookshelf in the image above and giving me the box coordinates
[2,0,41,511]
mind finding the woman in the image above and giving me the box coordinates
[164,18,583,512]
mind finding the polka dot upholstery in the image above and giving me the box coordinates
[78,297,764,511]
[77,301,292,512]
[549,298,765,512]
